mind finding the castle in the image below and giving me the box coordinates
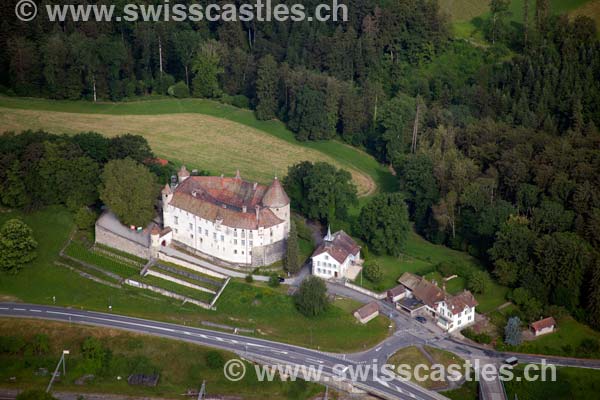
[159,167,291,267]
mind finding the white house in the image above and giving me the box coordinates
[159,167,290,267]
[434,290,478,333]
[397,272,478,333]
[311,228,362,280]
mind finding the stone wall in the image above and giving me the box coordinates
[95,224,150,259]
[344,281,387,300]
[145,270,216,294]
[124,279,213,309]
[251,240,286,267]
[157,253,227,279]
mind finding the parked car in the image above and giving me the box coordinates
[415,316,427,324]
[278,277,285,283]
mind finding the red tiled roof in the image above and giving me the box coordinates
[312,231,360,264]
[445,290,478,315]
[145,158,169,166]
[530,317,557,332]
[177,176,268,210]
[355,302,379,319]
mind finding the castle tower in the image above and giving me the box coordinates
[262,177,291,234]
[161,183,173,205]
[177,165,190,184]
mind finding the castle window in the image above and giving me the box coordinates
[234,229,238,238]
[220,235,224,242]
[213,232,217,240]
[174,216,179,225]
[242,230,246,238]
[189,223,193,230]
[249,240,253,246]
[249,231,253,239]
[205,229,208,236]
[190,234,193,239]
[242,240,245,246]
[234,250,238,254]
[234,239,238,245]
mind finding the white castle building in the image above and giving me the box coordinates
[159,167,290,267]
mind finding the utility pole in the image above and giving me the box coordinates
[46,350,69,393]
[411,96,421,154]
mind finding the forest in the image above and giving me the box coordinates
[0,0,599,331]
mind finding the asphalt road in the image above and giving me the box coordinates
[0,303,446,400]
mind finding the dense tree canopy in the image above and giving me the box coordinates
[283,161,357,224]
[359,193,410,256]
[294,276,329,317]
[99,159,158,227]
[0,219,37,274]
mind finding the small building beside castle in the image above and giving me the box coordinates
[311,228,362,280]
[160,167,291,267]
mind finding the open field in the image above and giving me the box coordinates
[570,0,600,27]
[0,96,397,197]
[387,346,464,390]
[0,318,322,399]
[504,365,600,400]
[513,315,600,357]
[441,0,595,22]
[0,206,390,352]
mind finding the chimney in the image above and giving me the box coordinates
[242,205,247,213]
[255,205,260,221]
[235,170,241,180]
[253,182,258,190]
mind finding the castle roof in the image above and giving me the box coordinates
[262,177,290,208]
[312,230,360,264]
[169,175,286,230]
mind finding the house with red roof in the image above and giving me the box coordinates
[311,227,362,280]
[530,317,557,337]
[159,166,290,267]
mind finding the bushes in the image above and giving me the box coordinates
[205,350,225,369]
[363,261,383,283]
[268,273,281,287]
[168,81,190,98]
[461,328,492,344]
[468,270,491,294]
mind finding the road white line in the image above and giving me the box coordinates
[29,309,42,313]
[13,308,26,311]
[0,307,9,310]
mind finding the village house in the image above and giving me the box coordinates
[397,272,478,333]
[530,317,557,337]
[311,227,362,280]
[354,302,380,324]
[160,167,290,267]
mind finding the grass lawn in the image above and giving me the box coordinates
[65,241,140,279]
[387,345,464,390]
[513,315,600,358]
[0,206,390,352]
[355,230,509,313]
[0,96,396,197]
[504,365,600,400]
[0,318,322,400]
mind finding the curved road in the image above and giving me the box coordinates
[2,303,599,399]
[0,303,446,400]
